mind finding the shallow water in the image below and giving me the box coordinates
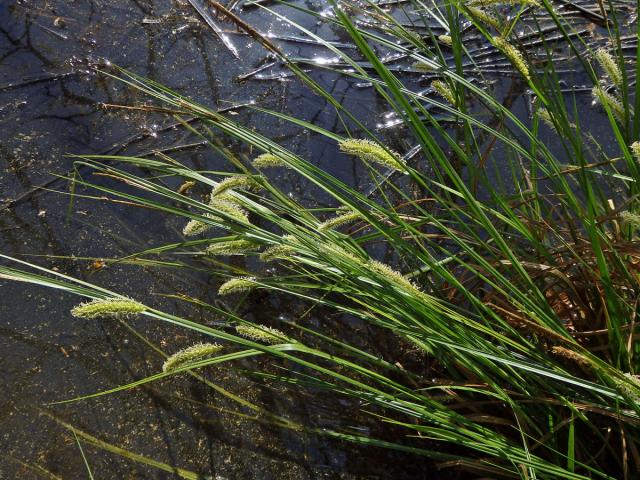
[0,0,633,478]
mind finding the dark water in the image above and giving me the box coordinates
[0,0,632,478]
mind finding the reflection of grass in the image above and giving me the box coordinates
[2,0,640,478]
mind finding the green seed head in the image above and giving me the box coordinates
[630,141,640,161]
[493,37,530,81]
[319,211,361,232]
[183,217,213,237]
[467,7,500,30]
[438,35,452,46]
[218,277,257,296]
[211,176,262,198]
[236,324,290,344]
[252,153,289,169]
[592,86,625,121]
[162,343,223,372]
[431,80,456,106]
[338,139,405,172]
[71,298,146,320]
[595,48,623,88]
[206,240,260,256]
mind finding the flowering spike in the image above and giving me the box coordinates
[206,240,259,256]
[631,142,640,161]
[595,49,623,88]
[619,211,640,230]
[218,277,257,295]
[592,86,625,121]
[183,217,213,237]
[338,139,405,171]
[162,343,223,372]
[236,324,290,344]
[71,298,146,319]
[493,37,530,80]
[208,198,249,223]
[438,35,452,46]
[252,153,289,169]
[211,176,262,197]
[467,7,500,29]
[319,211,361,232]
[431,80,456,106]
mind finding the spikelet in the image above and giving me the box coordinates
[338,139,405,172]
[431,80,456,106]
[367,260,425,298]
[630,141,640,161]
[592,86,625,121]
[438,35,452,46]
[218,277,257,295]
[595,49,623,88]
[252,153,289,169]
[319,211,361,232]
[236,324,290,344]
[467,7,501,30]
[614,373,640,402]
[493,36,530,80]
[260,235,298,262]
[183,217,213,237]
[412,60,436,72]
[537,108,555,129]
[208,197,249,223]
[162,343,223,372]
[211,176,261,197]
[206,240,260,256]
[619,211,640,230]
[71,298,146,319]
[551,346,590,368]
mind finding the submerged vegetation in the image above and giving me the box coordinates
[2,0,640,477]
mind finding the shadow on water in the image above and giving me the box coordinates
[0,0,634,477]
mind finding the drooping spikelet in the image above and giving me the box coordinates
[595,48,623,88]
[236,324,290,344]
[260,235,299,262]
[162,343,223,372]
[183,217,214,237]
[71,298,146,319]
[592,86,625,121]
[208,197,249,223]
[431,80,456,106]
[319,211,361,232]
[206,240,260,256]
[338,139,405,172]
[218,277,257,296]
[537,108,555,129]
[551,346,590,368]
[467,7,501,30]
[252,153,289,169]
[630,141,640,161]
[211,176,262,198]
[367,260,424,298]
[614,373,640,402]
[493,36,530,80]
[438,34,452,46]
